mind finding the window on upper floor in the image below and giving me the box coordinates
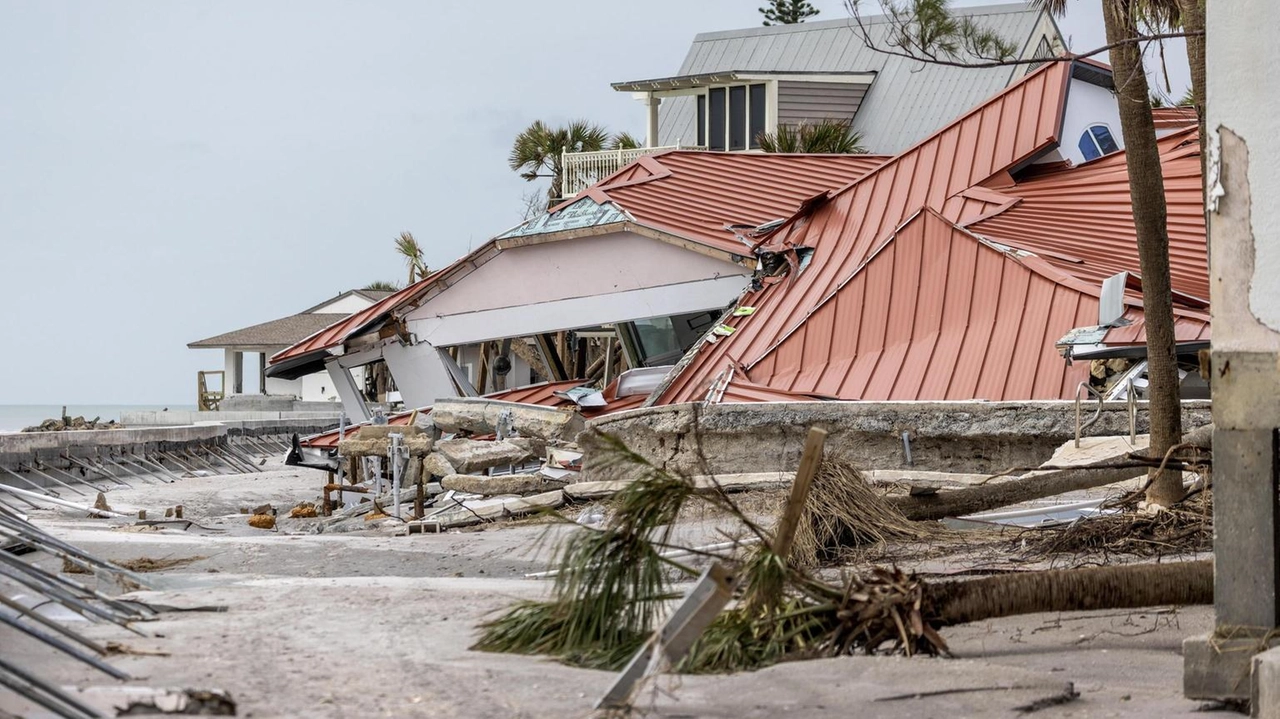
[699,83,769,151]
[1078,123,1119,161]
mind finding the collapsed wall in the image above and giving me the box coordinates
[583,400,1213,478]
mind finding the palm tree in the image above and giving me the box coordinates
[757,118,867,154]
[363,280,400,292]
[509,121,639,206]
[394,231,429,286]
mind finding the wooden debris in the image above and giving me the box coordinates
[288,502,318,519]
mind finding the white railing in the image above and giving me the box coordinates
[560,144,704,199]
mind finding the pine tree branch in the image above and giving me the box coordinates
[843,1,1200,70]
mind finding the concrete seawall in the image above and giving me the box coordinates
[0,417,339,492]
[583,400,1213,478]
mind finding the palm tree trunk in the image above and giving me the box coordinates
[929,559,1211,626]
[1179,0,1208,264]
[1103,0,1184,507]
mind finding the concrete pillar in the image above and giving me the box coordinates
[224,349,243,395]
[325,358,371,421]
[258,353,268,395]
[1184,0,1280,706]
[645,93,661,148]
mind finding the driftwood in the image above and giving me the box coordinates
[892,424,1214,522]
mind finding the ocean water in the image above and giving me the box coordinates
[0,405,196,433]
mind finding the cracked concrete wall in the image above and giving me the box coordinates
[583,401,1212,479]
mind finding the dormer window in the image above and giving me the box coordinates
[698,83,767,151]
[1078,123,1119,161]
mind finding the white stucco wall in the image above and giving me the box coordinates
[1036,76,1125,167]
[411,232,748,320]
[1208,0,1280,346]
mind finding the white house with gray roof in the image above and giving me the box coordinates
[562,3,1062,197]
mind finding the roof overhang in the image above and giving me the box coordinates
[612,71,876,96]
[264,349,330,381]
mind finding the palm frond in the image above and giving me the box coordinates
[362,280,400,292]
[757,118,866,154]
[609,131,642,150]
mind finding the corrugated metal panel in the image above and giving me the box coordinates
[967,128,1209,299]
[776,81,870,125]
[740,210,1098,400]
[657,3,1048,153]
[658,61,1075,405]
[269,277,439,364]
[582,151,889,256]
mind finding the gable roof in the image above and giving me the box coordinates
[657,2,1056,153]
[655,59,1210,405]
[188,313,349,350]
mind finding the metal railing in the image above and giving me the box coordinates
[559,144,705,199]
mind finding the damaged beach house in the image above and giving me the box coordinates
[259,3,1209,532]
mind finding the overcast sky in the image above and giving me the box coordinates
[0,1,1189,405]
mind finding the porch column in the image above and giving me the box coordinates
[324,357,371,422]
[1184,0,1280,706]
[645,93,661,148]
[258,353,268,394]
[224,349,243,395]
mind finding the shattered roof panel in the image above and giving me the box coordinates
[510,151,888,256]
[269,279,436,365]
[656,61,1082,405]
[967,127,1209,299]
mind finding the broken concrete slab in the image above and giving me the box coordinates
[440,473,546,496]
[564,479,633,501]
[422,452,456,478]
[434,438,532,474]
[356,425,423,440]
[431,398,584,441]
[418,489,566,529]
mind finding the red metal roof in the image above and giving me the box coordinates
[1151,106,1198,130]
[659,60,1075,404]
[563,152,890,256]
[269,276,439,365]
[966,127,1209,300]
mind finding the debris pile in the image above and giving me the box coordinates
[22,415,123,432]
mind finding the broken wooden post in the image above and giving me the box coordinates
[773,427,827,560]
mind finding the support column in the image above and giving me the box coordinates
[1184,1,1280,706]
[325,358,371,422]
[224,349,244,395]
[645,93,661,148]
[258,352,268,395]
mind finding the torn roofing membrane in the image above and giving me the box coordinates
[656,60,1210,406]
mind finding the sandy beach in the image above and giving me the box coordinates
[1,458,1236,719]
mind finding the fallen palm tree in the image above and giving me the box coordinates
[475,429,1213,674]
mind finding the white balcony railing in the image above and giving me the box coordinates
[560,144,703,199]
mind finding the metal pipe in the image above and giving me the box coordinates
[0,550,147,621]
[213,446,257,475]
[0,656,102,719]
[0,517,153,594]
[43,464,109,494]
[0,610,130,679]
[0,592,108,654]
[21,464,89,497]
[157,450,197,475]
[116,454,169,484]
[134,453,180,483]
[0,483,124,517]
[390,433,403,520]
[74,455,132,487]
[0,563,140,631]
[1,465,61,497]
